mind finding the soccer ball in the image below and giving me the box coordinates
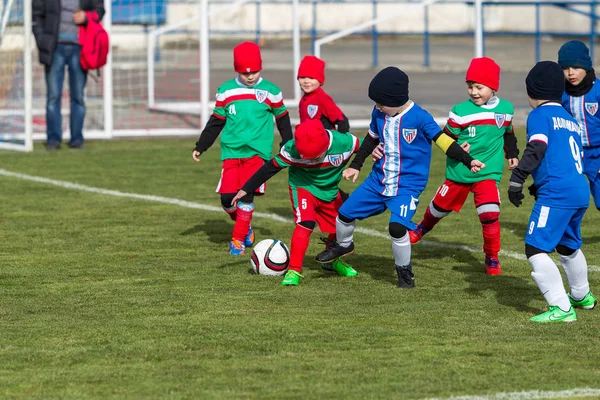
[250,239,290,276]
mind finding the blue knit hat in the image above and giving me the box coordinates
[558,40,592,70]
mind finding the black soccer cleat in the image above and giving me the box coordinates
[315,242,355,263]
[396,265,415,289]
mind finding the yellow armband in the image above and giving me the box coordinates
[434,133,455,153]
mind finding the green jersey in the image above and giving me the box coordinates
[274,130,360,202]
[444,97,515,183]
[213,77,288,161]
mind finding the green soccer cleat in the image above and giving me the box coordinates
[281,270,303,286]
[569,291,597,310]
[331,258,358,277]
[530,306,577,323]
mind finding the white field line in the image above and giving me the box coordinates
[424,387,600,400]
[1,168,599,273]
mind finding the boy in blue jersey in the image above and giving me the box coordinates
[315,67,485,288]
[508,61,597,323]
[558,40,600,210]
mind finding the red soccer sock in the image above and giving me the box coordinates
[289,224,313,273]
[223,205,237,221]
[232,202,254,242]
[421,205,442,231]
[480,212,500,259]
[327,232,336,247]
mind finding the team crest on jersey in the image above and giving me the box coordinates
[586,102,598,116]
[495,113,506,129]
[402,128,417,144]
[255,89,268,104]
[307,105,319,119]
[328,154,343,167]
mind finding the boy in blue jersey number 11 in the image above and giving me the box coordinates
[315,67,485,288]
[508,61,597,323]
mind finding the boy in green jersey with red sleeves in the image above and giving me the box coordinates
[409,57,519,275]
[231,119,361,286]
[192,42,293,255]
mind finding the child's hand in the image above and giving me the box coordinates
[231,190,247,207]
[192,150,201,162]
[343,168,360,182]
[460,142,470,153]
[507,158,519,169]
[469,159,485,173]
[372,143,384,162]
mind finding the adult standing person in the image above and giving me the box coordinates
[32,0,105,150]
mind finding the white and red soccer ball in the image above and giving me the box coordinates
[250,239,290,276]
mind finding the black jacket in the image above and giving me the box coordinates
[32,0,105,66]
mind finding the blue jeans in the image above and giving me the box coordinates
[45,43,87,146]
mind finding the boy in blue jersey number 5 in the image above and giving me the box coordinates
[508,61,597,323]
[315,67,485,288]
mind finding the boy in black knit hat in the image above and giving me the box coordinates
[508,60,596,322]
[315,67,485,289]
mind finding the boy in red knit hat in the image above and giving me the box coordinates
[409,57,519,275]
[192,41,293,255]
[231,119,361,286]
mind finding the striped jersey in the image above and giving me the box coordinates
[368,102,441,197]
[526,103,589,208]
[213,77,288,161]
[561,78,600,148]
[444,96,514,183]
[273,130,360,202]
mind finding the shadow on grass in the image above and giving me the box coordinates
[500,220,528,240]
[180,218,273,243]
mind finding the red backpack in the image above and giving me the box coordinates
[79,11,109,71]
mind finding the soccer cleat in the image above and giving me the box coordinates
[321,262,334,271]
[331,258,358,277]
[409,221,429,244]
[281,270,303,286]
[530,306,577,323]
[396,265,415,289]
[244,225,255,247]
[569,291,597,310]
[229,239,245,256]
[485,257,502,275]
[315,242,355,263]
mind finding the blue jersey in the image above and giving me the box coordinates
[526,103,589,209]
[561,78,600,147]
[367,102,441,196]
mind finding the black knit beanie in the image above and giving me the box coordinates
[368,67,409,107]
[525,61,565,102]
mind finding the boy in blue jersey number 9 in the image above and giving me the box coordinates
[508,61,597,323]
[315,67,485,289]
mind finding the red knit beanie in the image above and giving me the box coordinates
[297,55,326,85]
[465,57,500,91]
[233,42,262,73]
[294,120,329,159]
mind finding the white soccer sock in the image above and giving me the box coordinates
[560,249,590,301]
[392,232,411,267]
[529,253,571,312]
[336,216,355,248]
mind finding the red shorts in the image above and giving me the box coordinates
[289,187,343,234]
[432,179,500,212]
[216,156,266,194]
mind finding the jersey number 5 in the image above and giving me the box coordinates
[569,136,583,174]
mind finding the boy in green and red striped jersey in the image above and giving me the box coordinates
[192,41,293,256]
[231,119,361,286]
[409,57,519,275]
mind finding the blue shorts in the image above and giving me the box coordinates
[583,146,600,209]
[338,175,421,230]
[524,204,587,252]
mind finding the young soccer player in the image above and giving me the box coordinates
[315,67,485,289]
[409,57,519,275]
[192,41,293,256]
[558,40,600,210]
[508,61,597,323]
[231,119,361,286]
[298,55,350,133]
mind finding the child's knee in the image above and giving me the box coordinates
[388,222,408,239]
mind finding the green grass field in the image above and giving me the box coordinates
[1,133,599,399]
